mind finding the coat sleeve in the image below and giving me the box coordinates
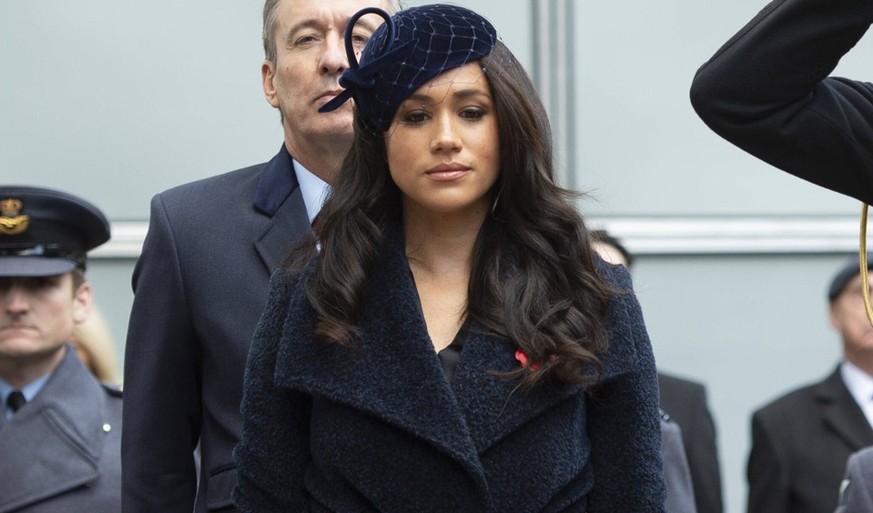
[122,193,201,512]
[747,410,791,513]
[689,0,873,205]
[233,270,312,513]
[586,265,667,512]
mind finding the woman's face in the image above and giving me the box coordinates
[384,62,500,218]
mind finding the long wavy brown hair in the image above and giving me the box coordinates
[288,40,611,388]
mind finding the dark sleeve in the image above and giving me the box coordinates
[233,271,311,513]
[122,193,200,513]
[747,411,791,513]
[662,420,698,513]
[586,266,667,512]
[671,381,722,513]
[689,0,873,204]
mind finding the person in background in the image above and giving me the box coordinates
[121,1,401,512]
[0,185,122,512]
[743,259,873,513]
[234,5,666,512]
[659,410,699,513]
[835,445,873,513]
[71,304,120,385]
[689,1,873,510]
[591,229,722,513]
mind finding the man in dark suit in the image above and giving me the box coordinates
[0,185,122,512]
[745,260,873,513]
[592,230,723,513]
[121,1,400,512]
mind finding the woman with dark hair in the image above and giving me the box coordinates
[234,4,666,512]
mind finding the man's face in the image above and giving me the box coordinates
[829,274,873,364]
[0,274,91,366]
[262,0,387,154]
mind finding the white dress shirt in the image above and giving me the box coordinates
[293,159,330,225]
[841,360,873,430]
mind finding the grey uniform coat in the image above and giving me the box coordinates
[233,230,667,513]
[122,145,312,513]
[0,346,122,513]
[836,446,873,513]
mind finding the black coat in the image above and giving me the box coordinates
[690,0,873,205]
[122,145,311,513]
[658,373,722,513]
[747,367,873,513]
[234,229,666,513]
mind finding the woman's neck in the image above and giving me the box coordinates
[402,210,484,280]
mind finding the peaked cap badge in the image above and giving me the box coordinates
[0,198,29,236]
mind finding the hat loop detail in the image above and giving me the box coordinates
[320,8,414,116]
[319,4,498,131]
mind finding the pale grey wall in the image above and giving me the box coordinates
[3,2,871,513]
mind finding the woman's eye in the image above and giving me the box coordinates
[402,111,430,124]
[460,108,485,121]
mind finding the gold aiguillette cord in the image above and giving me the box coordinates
[861,204,873,327]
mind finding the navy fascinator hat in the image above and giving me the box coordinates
[319,4,498,132]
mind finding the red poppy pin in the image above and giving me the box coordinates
[514,348,543,372]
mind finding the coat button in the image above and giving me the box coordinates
[103,423,112,433]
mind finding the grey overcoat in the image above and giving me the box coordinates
[0,346,122,513]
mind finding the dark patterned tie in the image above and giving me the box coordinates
[6,390,25,414]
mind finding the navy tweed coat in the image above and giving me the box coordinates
[234,228,666,513]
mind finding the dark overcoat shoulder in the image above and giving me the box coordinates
[234,231,666,513]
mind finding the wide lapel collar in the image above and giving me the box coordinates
[452,330,582,454]
[454,259,644,453]
[253,145,312,272]
[0,348,106,513]
[817,366,873,450]
[274,226,487,494]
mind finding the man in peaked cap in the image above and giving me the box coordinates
[0,185,122,512]
[745,258,873,513]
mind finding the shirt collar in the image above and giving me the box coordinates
[293,159,330,225]
[840,360,873,427]
[1,373,52,419]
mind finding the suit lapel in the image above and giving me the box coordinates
[0,348,106,513]
[818,367,873,450]
[253,145,312,273]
